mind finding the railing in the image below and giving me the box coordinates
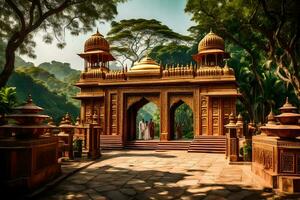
[79,64,235,81]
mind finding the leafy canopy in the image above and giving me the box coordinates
[0,0,125,87]
[107,18,192,67]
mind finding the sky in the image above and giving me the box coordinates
[22,0,195,70]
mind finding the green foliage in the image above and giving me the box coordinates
[16,66,80,107]
[38,61,80,82]
[174,103,194,139]
[150,42,197,66]
[7,72,79,123]
[185,0,300,99]
[243,142,252,162]
[107,18,192,67]
[185,0,300,123]
[0,86,17,115]
[136,102,160,139]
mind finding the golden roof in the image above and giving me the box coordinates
[84,30,110,52]
[130,56,161,71]
[198,30,225,53]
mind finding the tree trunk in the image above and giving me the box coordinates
[0,44,16,88]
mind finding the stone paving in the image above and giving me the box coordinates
[37,150,288,200]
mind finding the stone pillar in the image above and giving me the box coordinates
[160,91,169,141]
[88,112,101,159]
[225,113,239,162]
[59,113,75,160]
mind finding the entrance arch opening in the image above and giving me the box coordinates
[126,98,160,141]
[170,100,194,140]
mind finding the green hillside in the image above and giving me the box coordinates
[16,66,80,107]
[7,71,79,123]
[0,40,80,123]
[38,61,81,82]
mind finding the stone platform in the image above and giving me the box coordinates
[35,150,290,200]
[0,136,61,193]
[252,135,300,192]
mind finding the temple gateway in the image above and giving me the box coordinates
[75,30,239,151]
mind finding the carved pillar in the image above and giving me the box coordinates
[194,89,200,137]
[160,91,169,140]
[225,113,239,162]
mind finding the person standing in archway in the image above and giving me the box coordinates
[144,121,151,140]
[149,119,155,139]
[138,119,145,140]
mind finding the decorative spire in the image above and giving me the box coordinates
[27,94,33,104]
[266,108,277,126]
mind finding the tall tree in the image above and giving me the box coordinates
[149,42,197,66]
[185,0,300,99]
[106,18,192,67]
[0,0,125,87]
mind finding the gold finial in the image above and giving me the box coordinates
[209,28,213,33]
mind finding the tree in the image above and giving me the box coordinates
[185,0,300,99]
[0,0,125,87]
[149,42,197,66]
[106,18,192,67]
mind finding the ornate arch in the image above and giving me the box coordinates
[126,95,160,110]
[169,95,193,111]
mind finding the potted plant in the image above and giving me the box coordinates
[73,137,83,158]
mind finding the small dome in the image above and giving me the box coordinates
[84,30,109,52]
[130,56,160,71]
[198,30,224,53]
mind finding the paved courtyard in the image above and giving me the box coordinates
[38,150,280,200]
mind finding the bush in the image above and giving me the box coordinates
[243,142,252,161]
[73,138,83,158]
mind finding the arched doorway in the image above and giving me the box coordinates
[126,97,160,141]
[170,100,194,140]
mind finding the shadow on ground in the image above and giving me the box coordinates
[33,159,290,200]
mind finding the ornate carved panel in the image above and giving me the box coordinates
[110,94,118,135]
[297,154,300,174]
[212,98,220,135]
[200,96,208,135]
[280,152,294,173]
[253,145,273,170]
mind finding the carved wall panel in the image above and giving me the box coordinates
[297,154,300,174]
[85,100,92,124]
[110,94,118,135]
[212,98,220,135]
[222,98,232,134]
[280,152,294,173]
[200,96,208,135]
[253,145,273,170]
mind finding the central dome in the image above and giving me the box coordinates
[84,30,110,52]
[198,31,225,53]
[130,56,160,71]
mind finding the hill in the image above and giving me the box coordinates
[7,71,79,123]
[38,61,81,82]
[16,66,80,107]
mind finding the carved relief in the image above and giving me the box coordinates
[253,146,273,170]
[200,96,208,135]
[111,94,118,135]
[297,154,300,174]
[280,152,294,173]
